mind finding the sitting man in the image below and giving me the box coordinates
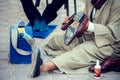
[30,0,120,78]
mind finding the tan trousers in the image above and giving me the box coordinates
[45,32,113,74]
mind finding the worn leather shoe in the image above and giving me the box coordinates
[64,11,89,45]
[89,57,120,73]
[30,48,43,78]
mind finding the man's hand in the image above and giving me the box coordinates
[61,13,76,30]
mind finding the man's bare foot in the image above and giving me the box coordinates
[40,61,57,72]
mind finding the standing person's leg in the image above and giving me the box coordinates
[20,0,48,31]
[42,0,68,24]
[36,0,67,32]
[20,0,42,26]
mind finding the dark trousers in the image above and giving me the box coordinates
[20,0,67,25]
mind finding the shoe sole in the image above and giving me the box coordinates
[64,26,77,45]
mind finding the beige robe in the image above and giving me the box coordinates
[45,0,120,74]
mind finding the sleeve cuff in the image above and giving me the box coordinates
[87,21,94,32]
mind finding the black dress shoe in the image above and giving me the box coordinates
[31,48,43,78]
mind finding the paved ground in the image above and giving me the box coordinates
[0,0,120,80]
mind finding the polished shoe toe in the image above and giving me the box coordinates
[64,26,77,45]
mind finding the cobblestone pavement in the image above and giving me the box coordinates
[0,0,120,80]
